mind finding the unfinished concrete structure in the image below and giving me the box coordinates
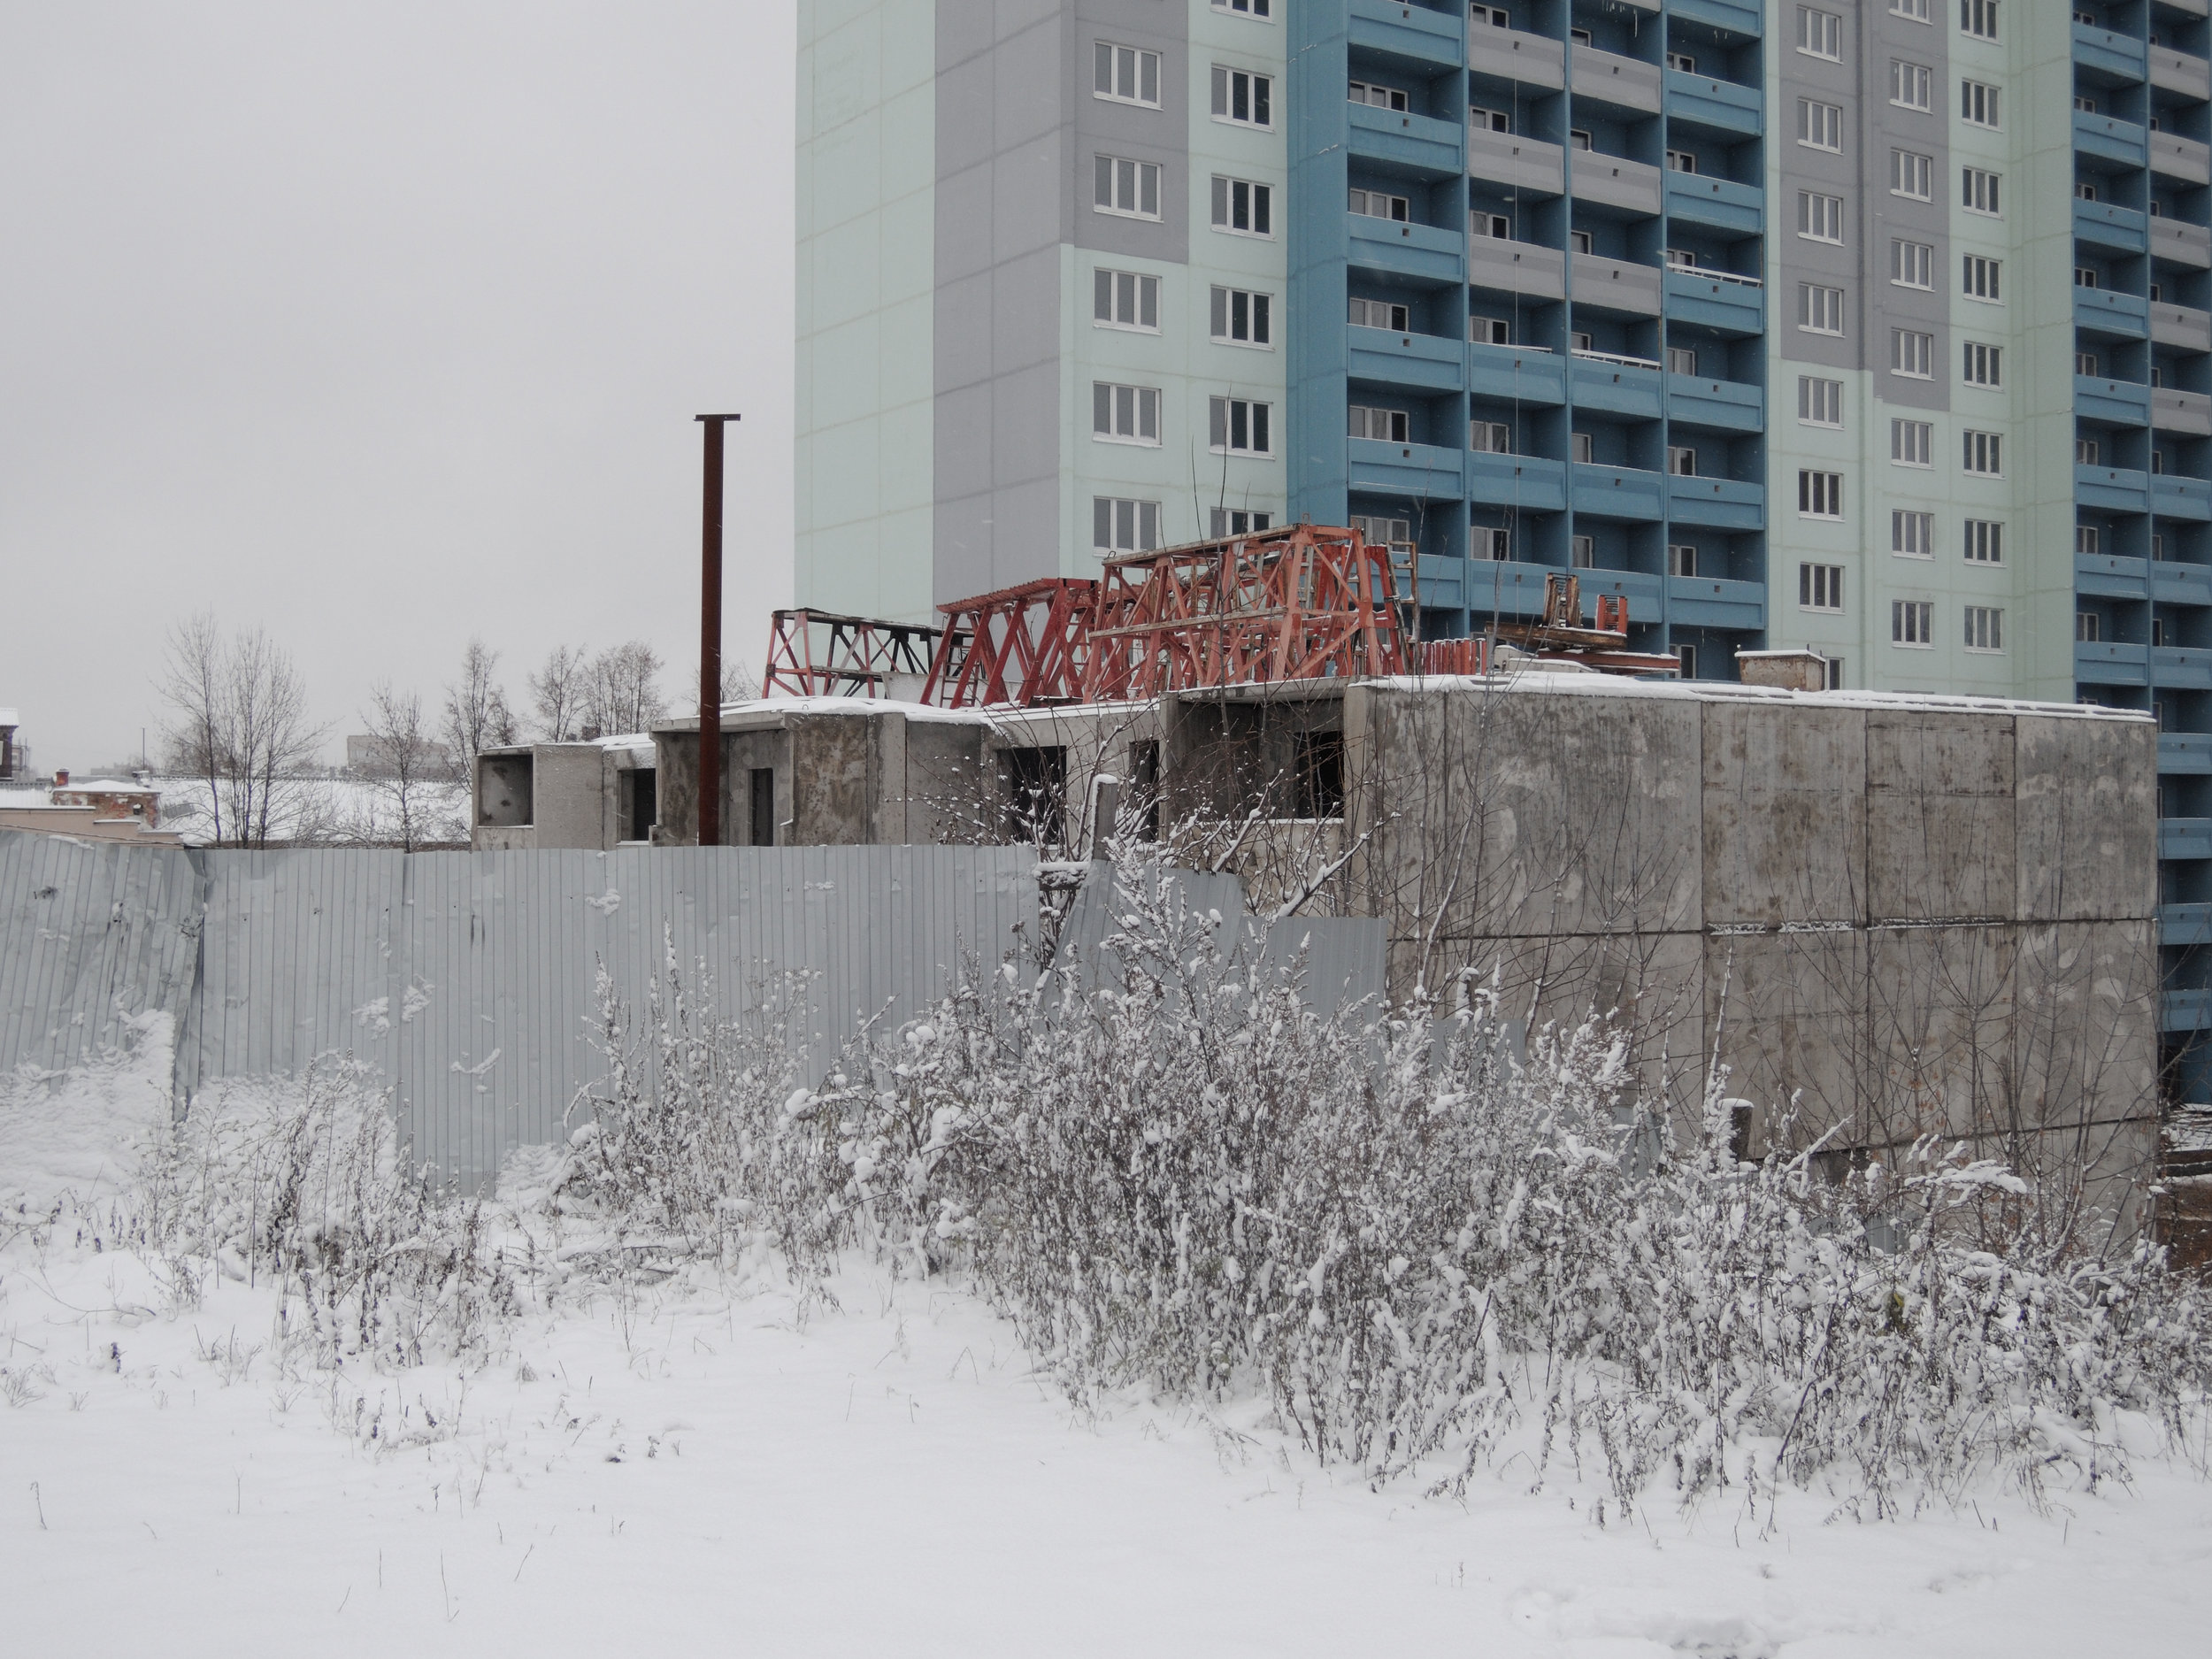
[472,737,658,852]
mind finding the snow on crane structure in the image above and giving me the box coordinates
[762,609,941,700]
[923,578,1100,710]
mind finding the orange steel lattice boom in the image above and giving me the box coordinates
[762,609,941,700]
[923,579,1102,709]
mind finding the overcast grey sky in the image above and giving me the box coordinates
[1,2,794,771]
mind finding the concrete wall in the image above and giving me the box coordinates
[472,744,655,853]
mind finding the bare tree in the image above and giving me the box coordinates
[157,614,326,847]
[157,612,229,844]
[528,643,591,741]
[585,641,667,737]
[358,682,445,852]
[441,639,517,773]
[690,657,760,713]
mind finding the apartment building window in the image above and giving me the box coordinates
[2076,266,2099,288]
[2078,352,2104,382]
[1893,601,1934,647]
[1800,469,1844,518]
[1570,229,1594,254]
[1211,66,1271,128]
[1667,150,1698,173]
[1800,283,1847,335]
[1572,432,1594,464]
[1669,542,1699,577]
[1470,4,1509,25]
[1962,342,2001,386]
[1095,156,1162,219]
[1093,382,1161,444]
[1961,0,1999,42]
[1351,81,1409,111]
[1471,419,1512,453]
[1569,129,1593,150]
[1892,238,1934,288]
[1476,526,1512,561]
[1799,191,1846,242]
[1350,296,1409,333]
[1890,59,1932,111]
[1094,496,1162,554]
[1214,0,1271,17]
[1347,187,1405,223]
[1962,255,2001,302]
[1962,167,2001,215]
[1891,0,1930,19]
[1214,177,1273,234]
[1472,211,1511,239]
[1801,563,1845,611]
[1892,328,1934,378]
[1667,50,1697,72]
[1894,509,1934,557]
[2154,448,2169,474]
[1961,79,2001,127]
[1962,606,2003,652]
[2078,611,2101,642]
[1210,508,1271,537]
[1668,346,1698,374]
[1676,644,1698,680]
[2077,526,2101,555]
[1571,534,1597,568]
[1893,419,1933,466]
[1798,97,1843,151]
[1210,286,1272,346]
[1094,269,1160,331]
[1800,375,1844,426]
[1892,149,1934,200]
[1798,5,1842,58]
[1963,518,2003,563]
[2077,96,2099,115]
[2079,180,2100,199]
[1470,103,1511,133]
[2155,533,2168,559]
[1094,42,1161,106]
[1962,429,2002,474]
[2077,437,2101,465]
[1353,515,1412,557]
[1823,657,1847,689]
[1211,396,1272,455]
[1668,445,1698,476]
[1471,314,1512,345]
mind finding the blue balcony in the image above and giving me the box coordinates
[2076,110,2149,172]
[2078,551,2149,598]
[1580,567,1663,613]
[2077,198,2150,257]
[2162,818,2212,860]
[1667,373,1763,433]
[2076,286,2152,342]
[2077,374,2153,426]
[1467,342,1566,405]
[1662,70,1760,138]
[1466,451,1565,511]
[1348,326,1466,394]
[1669,0,1763,36]
[2154,646,2212,689]
[2154,562,2212,609]
[1663,267,1763,335]
[1571,462,1666,520]
[1461,559,1572,618]
[1666,574,1765,631]
[2079,640,2152,686]
[2078,463,2152,514]
[1667,474,1764,531]
[2074,20,2148,85]
[2162,732,2212,773]
[1663,171,1763,238]
[1349,435,1463,498]
[2162,987,2212,1032]
[2154,473,2212,521]
[1348,0,1463,65]
[1569,352,1663,419]
[2162,902,2212,947]
[1348,102,1463,180]
[1348,215,1463,287]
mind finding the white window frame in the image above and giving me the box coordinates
[1668,445,1698,477]
[1213,0,1271,19]
[1210,65,1273,129]
[1668,345,1698,375]
[1213,176,1274,236]
[1346,187,1406,224]
[1470,313,1512,346]
[1799,375,1844,426]
[1961,79,2001,128]
[1892,328,1934,379]
[1963,605,2003,652]
[1094,155,1163,220]
[1667,149,1698,173]
[1797,5,1842,59]
[1963,518,2003,564]
[1210,507,1272,538]
[1094,42,1162,108]
[1890,59,1932,111]
[1799,191,1846,243]
[1891,0,1930,19]
[1800,469,1845,518]
[2077,611,2101,643]
[1212,396,1273,457]
[1962,342,2001,387]
[1094,268,1160,333]
[1891,148,1934,200]
[1961,0,1999,43]
[1893,418,1934,467]
[1349,403,1409,443]
[1892,238,1934,288]
[1093,381,1162,446]
[1472,419,1513,454]
[1893,600,1934,648]
[1800,282,1847,336]
[1797,98,1843,151]
[1349,296,1409,334]
[1210,285,1272,348]
[1962,428,2003,476]
[1669,542,1699,577]
[2076,526,2101,555]
[1962,254,2002,303]
[1094,496,1163,555]
[1800,562,1845,611]
[1893,509,1935,557]
[1351,80,1409,112]
[2078,436,2101,466]
[1962,167,2001,216]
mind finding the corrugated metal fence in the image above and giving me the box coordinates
[1,830,1385,1189]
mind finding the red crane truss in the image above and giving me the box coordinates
[1079,524,1406,701]
[762,609,941,700]
[922,578,1102,709]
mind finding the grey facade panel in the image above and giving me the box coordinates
[1070,0,1190,263]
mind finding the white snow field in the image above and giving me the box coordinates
[4,1042,2209,1657]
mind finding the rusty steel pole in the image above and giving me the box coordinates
[695,413,741,846]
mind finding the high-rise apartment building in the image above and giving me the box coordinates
[795,0,2212,1091]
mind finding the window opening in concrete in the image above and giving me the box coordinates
[749,767,775,847]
